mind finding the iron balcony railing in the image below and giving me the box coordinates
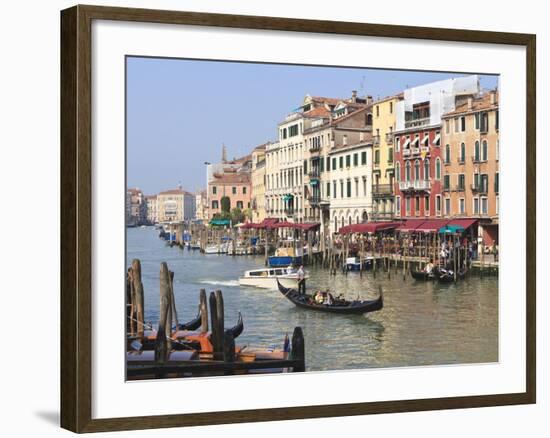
[399,180,431,191]
[372,184,394,196]
[385,133,394,144]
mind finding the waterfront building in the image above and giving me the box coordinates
[371,94,402,221]
[328,137,374,234]
[208,171,252,220]
[144,195,158,224]
[393,76,481,219]
[194,190,208,222]
[157,188,196,223]
[440,90,499,245]
[127,187,146,225]
[303,93,373,236]
[266,93,367,223]
[251,143,269,223]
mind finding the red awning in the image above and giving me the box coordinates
[416,219,451,232]
[339,222,399,234]
[447,218,478,230]
[396,219,426,232]
[299,222,321,231]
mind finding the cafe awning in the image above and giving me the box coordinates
[396,219,425,232]
[447,218,478,230]
[339,222,400,234]
[416,219,451,232]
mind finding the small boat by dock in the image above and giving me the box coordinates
[204,243,229,254]
[239,267,309,289]
[276,280,383,315]
[411,268,439,281]
[268,242,304,267]
[345,256,374,271]
[438,268,467,283]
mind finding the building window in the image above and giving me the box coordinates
[458,173,465,190]
[346,155,351,167]
[435,158,441,180]
[388,147,394,162]
[415,196,420,215]
[443,175,450,191]
[414,160,420,181]
[474,113,480,130]
[212,200,219,209]
[482,140,488,161]
[339,156,344,169]
[473,197,480,214]
[459,198,465,214]
[361,151,367,165]
[396,137,401,152]
[232,186,236,195]
[444,197,451,215]
[333,181,337,199]
[424,158,430,180]
[405,161,411,181]
[396,162,401,181]
[425,196,430,215]
[460,116,466,132]
[389,102,393,113]
[376,105,380,117]
[405,197,411,216]
[436,195,441,216]
[346,180,351,198]
[332,157,336,170]
[495,172,499,193]
[340,180,344,198]
[481,197,488,215]
[243,187,247,194]
[460,143,466,163]
[363,177,367,196]
[374,150,380,164]
[445,119,450,134]
[474,141,480,161]
[495,110,499,130]
[396,196,401,215]
[236,201,243,209]
[445,144,451,164]
[212,186,217,195]
[353,153,358,166]
[354,178,359,197]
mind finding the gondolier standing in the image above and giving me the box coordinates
[297,265,306,295]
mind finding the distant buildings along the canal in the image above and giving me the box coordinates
[251,143,268,223]
[157,188,196,223]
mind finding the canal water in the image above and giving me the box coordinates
[127,227,498,371]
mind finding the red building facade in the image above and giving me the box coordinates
[394,126,442,219]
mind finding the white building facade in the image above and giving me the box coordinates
[328,140,374,234]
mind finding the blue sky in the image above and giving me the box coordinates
[126,57,498,195]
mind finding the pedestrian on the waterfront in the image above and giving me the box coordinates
[297,265,306,295]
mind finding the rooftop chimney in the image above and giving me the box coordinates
[490,90,496,105]
[351,90,357,102]
[343,135,348,145]
[467,97,473,110]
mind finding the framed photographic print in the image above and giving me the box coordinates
[60,4,536,433]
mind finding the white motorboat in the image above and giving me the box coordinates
[204,243,229,254]
[238,267,308,289]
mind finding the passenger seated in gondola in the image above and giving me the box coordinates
[324,292,333,306]
[424,260,434,274]
[314,291,326,305]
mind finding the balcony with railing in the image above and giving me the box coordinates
[385,133,394,144]
[402,148,411,157]
[420,145,430,154]
[405,117,430,129]
[471,184,488,194]
[308,168,320,180]
[372,184,394,197]
[399,180,431,192]
[411,146,420,155]
[373,135,380,146]
[309,143,321,153]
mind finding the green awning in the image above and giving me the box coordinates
[283,194,294,201]
[309,179,319,186]
[209,219,230,226]
[438,224,465,234]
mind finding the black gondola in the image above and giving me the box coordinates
[411,268,438,281]
[227,312,244,338]
[276,280,383,315]
[438,268,467,283]
[177,307,202,331]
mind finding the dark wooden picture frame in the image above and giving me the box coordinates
[60,4,536,433]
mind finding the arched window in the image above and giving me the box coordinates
[334,217,338,232]
[474,140,480,161]
[341,216,345,228]
[414,160,420,181]
[482,140,488,161]
[445,144,451,164]
[396,162,401,181]
[424,159,430,180]
[362,211,368,222]
[405,161,411,182]
[435,158,441,180]
[460,142,466,162]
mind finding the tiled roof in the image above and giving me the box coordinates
[303,106,331,118]
[311,96,343,105]
[210,172,250,184]
[443,91,499,117]
[158,189,189,195]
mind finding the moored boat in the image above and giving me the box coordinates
[345,256,374,271]
[276,280,383,315]
[411,268,439,281]
[239,267,308,289]
[438,267,467,283]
